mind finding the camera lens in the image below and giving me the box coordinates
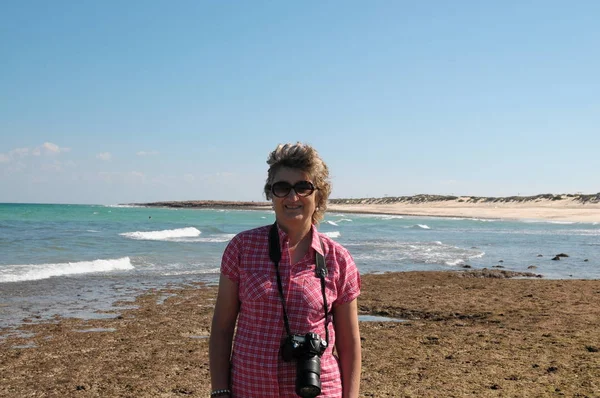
[295,355,321,398]
[298,385,320,398]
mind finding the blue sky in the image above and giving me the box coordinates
[1,1,599,204]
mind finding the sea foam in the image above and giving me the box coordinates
[352,240,484,268]
[167,234,236,243]
[0,257,134,283]
[120,227,201,241]
[370,214,404,220]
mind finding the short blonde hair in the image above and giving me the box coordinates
[264,142,331,224]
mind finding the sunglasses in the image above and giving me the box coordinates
[270,180,318,198]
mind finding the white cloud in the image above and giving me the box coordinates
[136,150,159,156]
[1,144,77,177]
[96,152,112,161]
[11,148,30,157]
[43,142,60,153]
[2,143,70,162]
[42,142,70,154]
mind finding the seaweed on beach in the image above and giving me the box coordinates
[3,273,600,398]
[457,269,543,279]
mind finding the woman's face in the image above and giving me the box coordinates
[270,167,317,233]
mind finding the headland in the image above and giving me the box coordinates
[130,193,600,222]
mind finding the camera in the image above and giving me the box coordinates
[281,332,328,397]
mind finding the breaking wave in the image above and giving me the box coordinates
[120,227,201,241]
[0,257,134,283]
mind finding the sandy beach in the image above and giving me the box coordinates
[327,198,600,223]
[2,270,599,397]
[135,194,600,223]
[327,194,600,223]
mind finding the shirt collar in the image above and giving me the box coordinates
[309,224,324,256]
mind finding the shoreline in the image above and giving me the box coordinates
[2,270,598,397]
[130,195,600,223]
[326,201,600,222]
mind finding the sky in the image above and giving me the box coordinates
[1,1,599,205]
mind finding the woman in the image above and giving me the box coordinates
[209,143,361,398]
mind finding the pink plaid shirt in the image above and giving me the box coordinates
[221,224,361,398]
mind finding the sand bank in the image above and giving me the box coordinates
[2,271,598,397]
[327,197,600,223]
[133,194,600,223]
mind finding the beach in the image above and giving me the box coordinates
[136,194,600,223]
[2,271,599,397]
[1,198,599,397]
[327,197,600,223]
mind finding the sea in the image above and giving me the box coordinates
[1,203,599,332]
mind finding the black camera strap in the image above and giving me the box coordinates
[269,223,330,346]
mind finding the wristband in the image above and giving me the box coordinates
[210,389,231,397]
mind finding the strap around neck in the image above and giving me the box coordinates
[268,223,330,345]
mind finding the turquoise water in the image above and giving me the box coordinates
[1,203,599,330]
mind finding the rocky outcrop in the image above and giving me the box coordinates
[128,200,270,209]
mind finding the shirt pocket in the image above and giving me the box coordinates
[240,270,276,303]
[302,273,335,319]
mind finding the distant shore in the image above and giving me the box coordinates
[130,193,600,223]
